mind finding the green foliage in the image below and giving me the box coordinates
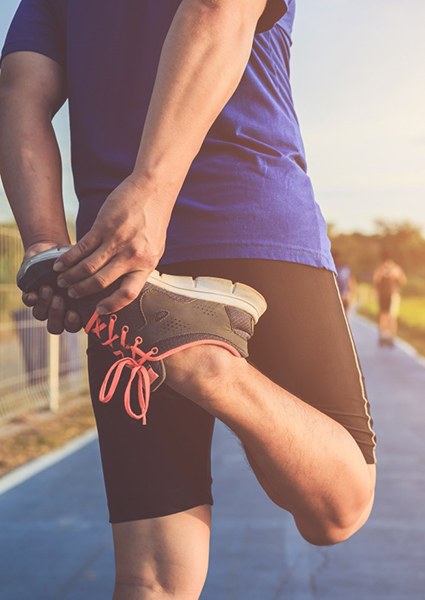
[330,220,425,284]
[0,224,24,318]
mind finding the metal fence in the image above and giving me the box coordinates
[0,224,88,422]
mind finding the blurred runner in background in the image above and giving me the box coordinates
[333,250,357,314]
[373,254,407,347]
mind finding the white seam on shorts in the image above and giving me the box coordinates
[331,274,377,463]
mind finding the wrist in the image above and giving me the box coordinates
[128,167,183,201]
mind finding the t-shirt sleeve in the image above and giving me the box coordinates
[255,0,288,34]
[1,0,66,68]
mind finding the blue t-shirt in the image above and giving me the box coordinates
[1,0,335,272]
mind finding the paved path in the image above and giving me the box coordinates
[1,315,424,599]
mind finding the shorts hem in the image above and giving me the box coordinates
[108,496,214,524]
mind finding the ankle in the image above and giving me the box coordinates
[164,344,237,397]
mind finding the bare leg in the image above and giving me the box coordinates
[379,311,385,335]
[113,505,211,600]
[379,311,390,338]
[164,347,375,546]
[389,315,398,338]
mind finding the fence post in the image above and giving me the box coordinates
[48,333,60,412]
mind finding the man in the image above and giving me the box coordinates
[0,1,376,598]
[373,253,407,347]
[333,250,356,313]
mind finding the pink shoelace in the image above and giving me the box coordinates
[85,310,241,424]
[85,311,160,425]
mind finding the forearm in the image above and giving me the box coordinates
[0,92,70,250]
[131,0,264,201]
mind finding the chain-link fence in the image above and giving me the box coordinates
[0,225,88,422]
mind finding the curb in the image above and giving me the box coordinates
[352,312,425,370]
[0,428,97,496]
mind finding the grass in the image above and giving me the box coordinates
[356,284,425,357]
[0,398,95,478]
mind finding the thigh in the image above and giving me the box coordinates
[390,292,400,317]
[379,292,391,313]
[162,259,376,464]
[88,342,215,523]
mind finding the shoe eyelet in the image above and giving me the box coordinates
[122,325,129,333]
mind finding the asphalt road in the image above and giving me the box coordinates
[1,314,424,600]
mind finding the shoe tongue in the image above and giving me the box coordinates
[148,360,166,392]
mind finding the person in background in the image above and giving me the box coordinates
[333,250,356,314]
[373,253,407,347]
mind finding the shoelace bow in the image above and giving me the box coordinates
[85,310,243,424]
[85,311,161,425]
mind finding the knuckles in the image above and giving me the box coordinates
[76,237,95,257]
[82,260,99,277]
[91,272,108,289]
[130,247,148,263]
[118,287,138,302]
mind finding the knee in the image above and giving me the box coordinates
[296,492,375,547]
[298,522,360,547]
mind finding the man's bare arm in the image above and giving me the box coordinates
[132,0,268,194]
[0,52,80,333]
[56,0,268,314]
[0,51,69,250]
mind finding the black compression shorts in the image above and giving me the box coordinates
[378,291,392,313]
[87,259,377,523]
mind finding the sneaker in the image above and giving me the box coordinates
[378,334,394,348]
[17,247,267,423]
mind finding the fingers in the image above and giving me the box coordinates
[96,271,148,314]
[22,286,82,334]
[57,247,116,297]
[46,294,66,335]
[31,286,54,321]
[22,292,38,307]
[63,257,132,299]
[64,310,83,333]
[53,232,101,273]
[30,287,65,334]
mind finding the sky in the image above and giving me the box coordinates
[0,0,424,234]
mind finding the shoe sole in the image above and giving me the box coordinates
[16,246,72,285]
[18,247,267,323]
[150,271,267,324]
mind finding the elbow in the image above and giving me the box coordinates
[0,84,58,124]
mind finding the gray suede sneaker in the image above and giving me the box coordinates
[17,247,267,423]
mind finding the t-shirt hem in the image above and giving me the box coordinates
[1,41,64,67]
[159,242,336,274]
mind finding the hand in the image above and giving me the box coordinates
[21,241,82,334]
[52,176,173,314]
